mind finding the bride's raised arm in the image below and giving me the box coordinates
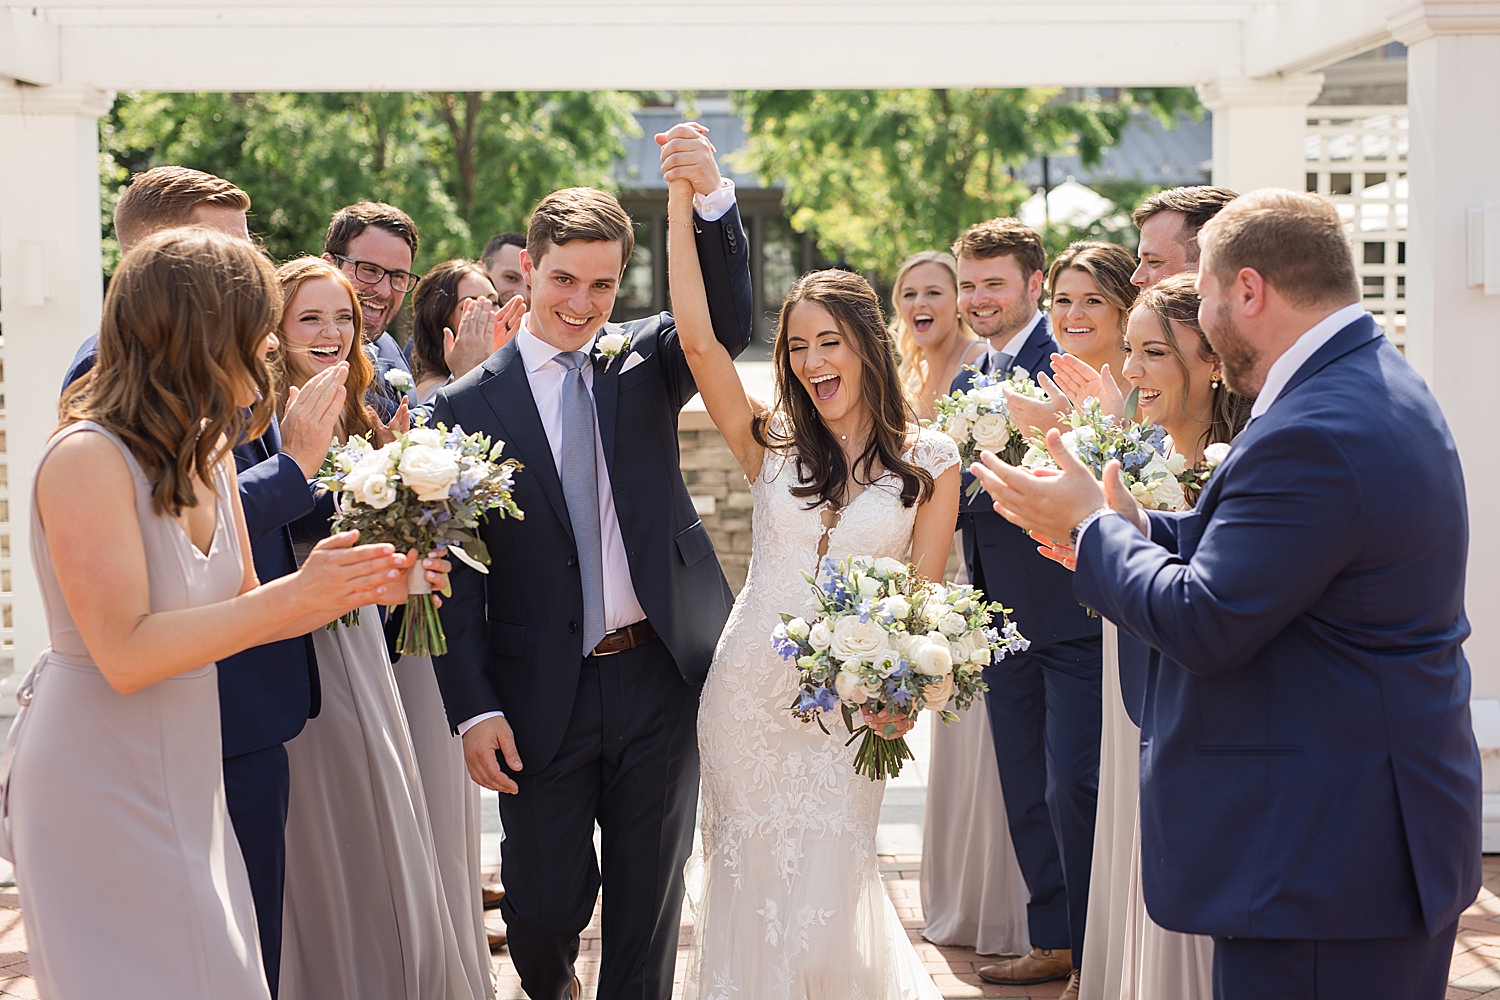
[667,177,766,481]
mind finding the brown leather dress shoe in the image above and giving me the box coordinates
[482,885,505,910]
[976,947,1073,985]
[1059,968,1081,1000]
[486,929,507,951]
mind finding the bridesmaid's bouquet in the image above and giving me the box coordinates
[1022,397,1191,511]
[771,555,1029,781]
[925,365,1050,497]
[318,420,524,655]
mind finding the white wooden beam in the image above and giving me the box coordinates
[0,9,60,86]
[54,20,1240,90]
[1242,0,1393,77]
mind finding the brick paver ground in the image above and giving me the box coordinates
[0,857,1496,997]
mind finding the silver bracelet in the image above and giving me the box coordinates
[1069,506,1114,547]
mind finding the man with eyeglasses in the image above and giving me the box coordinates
[322,201,422,378]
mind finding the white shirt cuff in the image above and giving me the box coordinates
[456,710,504,736]
[693,178,737,222]
[1072,506,1116,549]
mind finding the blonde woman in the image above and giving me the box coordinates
[891,251,987,420]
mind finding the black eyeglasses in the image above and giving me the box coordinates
[331,254,421,293]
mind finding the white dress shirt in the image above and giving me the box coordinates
[457,322,650,736]
[988,310,1045,371]
[1248,303,1369,421]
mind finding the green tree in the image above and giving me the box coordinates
[732,88,1199,280]
[99,90,642,271]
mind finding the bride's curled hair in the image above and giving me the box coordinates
[755,269,934,510]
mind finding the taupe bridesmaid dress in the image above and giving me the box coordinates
[279,570,476,1000]
[1,422,269,1000]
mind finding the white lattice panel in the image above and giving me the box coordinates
[1305,107,1408,347]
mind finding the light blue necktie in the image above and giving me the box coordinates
[554,352,606,656]
[990,351,1015,376]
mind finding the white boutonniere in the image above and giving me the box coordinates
[595,331,629,366]
[384,369,414,392]
[1199,441,1231,483]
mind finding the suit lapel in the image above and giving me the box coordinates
[480,342,575,541]
[1278,314,1381,402]
[1012,314,1054,376]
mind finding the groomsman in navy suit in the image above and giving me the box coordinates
[950,219,1100,990]
[971,189,1481,1000]
[63,167,346,995]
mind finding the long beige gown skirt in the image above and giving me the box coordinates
[919,530,1030,956]
[3,423,268,1000]
[393,653,494,999]
[1079,621,1212,1000]
[280,610,476,999]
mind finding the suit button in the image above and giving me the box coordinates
[569,622,578,633]
[567,556,577,567]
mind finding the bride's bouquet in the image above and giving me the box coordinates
[1022,397,1192,511]
[318,419,524,656]
[925,365,1051,498]
[771,555,1029,781]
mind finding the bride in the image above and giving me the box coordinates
[663,171,960,999]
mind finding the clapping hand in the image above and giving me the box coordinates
[656,121,722,196]
[280,361,349,478]
[1051,354,1128,420]
[1004,374,1071,439]
[444,295,525,381]
[372,397,410,447]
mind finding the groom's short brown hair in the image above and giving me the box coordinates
[113,166,250,253]
[526,188,635,271]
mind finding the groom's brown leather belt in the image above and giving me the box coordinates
[589,620,657,657]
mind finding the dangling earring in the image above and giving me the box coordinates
[1211,372,1222,390]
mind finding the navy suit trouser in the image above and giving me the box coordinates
[1212,920,1457,1000]
[223,743,291,998]
[982,635,1102,960]
[497,637,701,1000]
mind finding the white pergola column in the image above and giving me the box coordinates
[1388,1,1500,696]
[1197,74,1326,192]
[0,83,113,675]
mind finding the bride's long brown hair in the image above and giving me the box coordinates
[754,269,934,510]
[60,227,278,516]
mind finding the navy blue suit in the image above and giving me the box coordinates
[1074,314,1480,998]
[431,204,752,1000]
[63,338,320,995]
[952,314,1102,961]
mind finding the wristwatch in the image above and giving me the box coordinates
[1070,506,1114,547]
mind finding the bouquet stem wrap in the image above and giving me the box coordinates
[398,561,445,657]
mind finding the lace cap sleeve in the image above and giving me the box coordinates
[909,426,961,479]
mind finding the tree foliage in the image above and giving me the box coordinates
[99,90,643,271]
[732,88,1200,279]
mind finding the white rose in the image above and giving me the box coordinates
[785,617,810,641]
[397,444,461,501]
[808,620,833,652]
[405,427,443,449]
[879,595,911,621]
[596,332,628,355]
[939,611,968,638]
[345,467,397,509]
[948,634,973,663]
[944,414,971,444]
[1164,451,1189,477]
[962,403,980,420]
[1148,474,1187,511]
[873,557,905,577]
[870,647,902,677]
[857,575,882,601]
[970,412,1011,451]
[1129,480,1153,506]
[971,643,994,664]
[829,616,891,664]
[909,636,953,678]
[834,669,869,705]
[923,672,956,713]
[1204,442,1231,466]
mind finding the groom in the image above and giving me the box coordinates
[971,189,1480,999]
[431,124,752,1000]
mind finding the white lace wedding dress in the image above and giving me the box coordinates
[685,427,957,1000]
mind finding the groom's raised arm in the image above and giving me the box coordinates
[1074,422,1359,676]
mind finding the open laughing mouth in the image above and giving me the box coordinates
[1136,388,1161,407]
[810,372,840,401]
[913,312,934,333]
[308,344,342,363]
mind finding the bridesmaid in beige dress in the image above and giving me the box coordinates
[269,258,483,999]
[0,229,408,1000]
